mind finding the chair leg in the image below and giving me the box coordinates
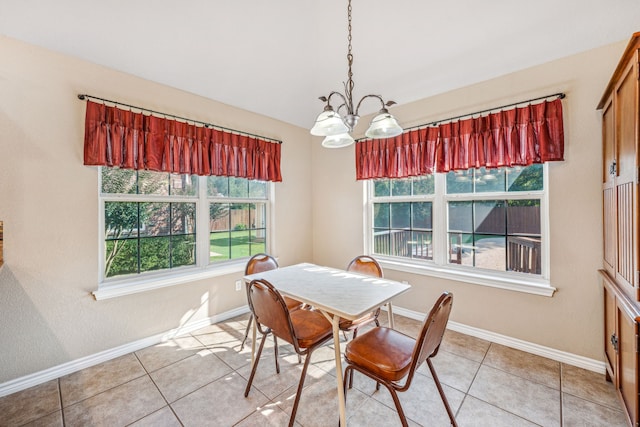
[244,332,268,397]
[348,329,359,389]
[288,349,314,427]
[273,335,280,374]
[427,358,458,427]
[387,387,409,427]
[240,314,253,351]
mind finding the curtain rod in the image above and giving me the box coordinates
[364,92,566,138]
[77,94,283,144]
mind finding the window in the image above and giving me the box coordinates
[367,165,551,294]
[99,168,271,287]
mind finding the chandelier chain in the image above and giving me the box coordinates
[345,0,355,112]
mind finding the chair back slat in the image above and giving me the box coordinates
[248,279,297,347]
[347,255,383,278]
[411,292,453,373]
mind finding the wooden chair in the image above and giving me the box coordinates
[340,255,383,339]
[240,254,303,351]
[343,292,457,427]
[244,279,333,427]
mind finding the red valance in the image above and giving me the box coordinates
[356,98,564,180]
[83,100,282,182]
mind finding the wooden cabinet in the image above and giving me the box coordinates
[598,32,640,427]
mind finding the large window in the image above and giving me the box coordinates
[100,168,270,285]
[368,165,548,290]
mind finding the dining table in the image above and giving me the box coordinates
[243,262,412,426]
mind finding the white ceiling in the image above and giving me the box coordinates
[1,0,639,129]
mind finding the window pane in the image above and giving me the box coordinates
[140,203,170,237]
[139,236,170,272]
[230,203,250,231]
[208,176,229,197]
[449,233,473,266]
[138,171,170,195]
[170,174,198,196]
[507,236,541,274]
[105,202,139,239]
[231,230,252,259]
[391,179,411,196]
[374,203,390,228]
[448,201,473,233]
[171,203,196,234]
[507,200,541,235]
[474,201,506,234]
[105,239,138,277]
[229,177,249,198]
[413,176,434,195]
[249,180,267,199]
[101,168,137,194]
[412,202,432,229]
[249,203,267,250]
[172,235,196,267]
[390,203,410,229]
[249,229,266,255]
[507,165,543,191]
[475,168,506,193]
[210,231,230,261]
[374,180,391,197]
[474,234,506,271]
[410,231,432,260]
[210,203,230,232]
[373,230,392,256]
[446,171,473,194]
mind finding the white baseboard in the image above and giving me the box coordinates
[1,304,605,398]
[390,305,606,374]
[0,306,250,398]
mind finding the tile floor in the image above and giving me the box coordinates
[0,313,628,426]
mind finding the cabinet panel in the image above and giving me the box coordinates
[604,282,617,381]
[617,182,636,296]
[615,60,638,183]
[617,300,639,427]
[604,187,616,275]
[603,99,615,185]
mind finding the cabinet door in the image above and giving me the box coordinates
[616,297,639,427]
[603,98,617,277]
[604,282,617,382]
[614,57,639,300]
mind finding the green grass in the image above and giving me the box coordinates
[209,230,265,261]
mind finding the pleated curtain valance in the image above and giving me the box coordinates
[356,98,564,180]
[83,100,282,182]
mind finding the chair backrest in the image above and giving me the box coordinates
[247,278,297,348]
[245,253,279,275]
[347,255,383,278]
[405,292,453,386]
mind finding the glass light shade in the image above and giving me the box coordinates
[321,133,355,148]
[310,110,349,136]
[365,112,403,139]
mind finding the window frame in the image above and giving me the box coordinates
[364,165,555,297]
[94,169,274,300]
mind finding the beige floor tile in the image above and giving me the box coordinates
[441,329,491,362]
[346,395,421,427]
[418,349,481,393]
[234,401,303,426]
[62,376,165,426]
[150,349,233,403]
[21,409,64,427]
[0,380,61,426]
[456,395,538,427]
[128,406,182,427]
[274,372,369,427]
[561,364,621,411]
[59,353,146,407]
[468,365,560,426]
[194,326,258,370]
[135,335,205,372]
[562,392,628,427]
[483,343,560,389]
[371,370,465,426]
[171,371,269,426]
[389,315,423,338]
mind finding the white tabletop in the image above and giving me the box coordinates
[244,262,411,321]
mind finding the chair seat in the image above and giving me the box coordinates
[339,310,378,330]
[290,309,333,348]
[344,327,415,382]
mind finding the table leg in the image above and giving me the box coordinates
[387,302,395,329]
[320,310,347,426]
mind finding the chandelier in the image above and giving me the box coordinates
[310,0,403,148]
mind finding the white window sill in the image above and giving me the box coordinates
[92,262,246,300]
[378,258,556,297]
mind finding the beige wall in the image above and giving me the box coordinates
[0,35,312,383]
[312,40,627,361]
[0,32,628,385]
